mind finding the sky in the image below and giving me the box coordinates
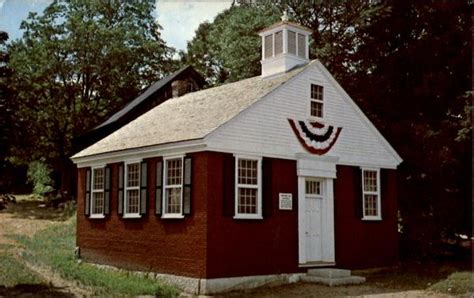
[0,0,232,51]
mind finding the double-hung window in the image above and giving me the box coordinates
[362,168,381,220]
[124,162,140,217]
[310,84,324,118]
[163,157,184,218]
[90,167,105,218]
[234,156,262,219]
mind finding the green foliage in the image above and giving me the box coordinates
[182,4,280,85]
[0,253,45,286]
[6,0,175,172]
[14,218,178,296]
[429,272,474,295]
[26,161,54,195]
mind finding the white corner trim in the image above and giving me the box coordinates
[314,60,403,165]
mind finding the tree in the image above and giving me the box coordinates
[0,31,12,192]
[7,0,175,192]
[182,4,280,85]
[348,0,471,256]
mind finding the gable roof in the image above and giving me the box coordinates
[93,65,204,131]
[72,62,310,159]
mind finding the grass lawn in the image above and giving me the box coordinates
[12,216,179,297]
[429,271,474,295]
[0,251,44,287]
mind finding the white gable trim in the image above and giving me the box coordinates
[313,61,403,165]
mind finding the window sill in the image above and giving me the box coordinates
[362,216,382,221]
[161,214,185,219]
[233,215,263,220]
[89,214,105,219]
[122,214,142,219]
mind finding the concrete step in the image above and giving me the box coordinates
[307,268,351,278]
[300,275,366,286]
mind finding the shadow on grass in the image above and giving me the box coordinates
[1,201,72,221]
[0,284,74,297]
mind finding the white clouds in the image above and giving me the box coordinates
[155,0,232,51]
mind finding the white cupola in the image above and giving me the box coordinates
[258,12,312,78]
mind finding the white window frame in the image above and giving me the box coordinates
[162,155,184,219]
[90,165,105,219]
[123,160,141,219]
[305,177,324,199]
[234,155,263,220]
[308,83,324,120]
[361,168,382,221]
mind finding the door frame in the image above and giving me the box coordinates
[296,154,337,265]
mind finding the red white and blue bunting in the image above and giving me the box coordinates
[288,119,342,155]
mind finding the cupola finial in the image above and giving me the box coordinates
[281,10,289,22]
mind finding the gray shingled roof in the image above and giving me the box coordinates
[72,62,311,159]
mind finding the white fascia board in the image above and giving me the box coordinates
[72,139,206,168]
[314,60,403,166]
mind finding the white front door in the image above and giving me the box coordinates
[304,178,323,262]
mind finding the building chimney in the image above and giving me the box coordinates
[258,12,312,78]
[172,80,191,98]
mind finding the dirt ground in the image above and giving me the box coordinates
[0,198,471,297]
[0,198,92,297]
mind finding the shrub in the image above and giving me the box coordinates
[26,161,54,196]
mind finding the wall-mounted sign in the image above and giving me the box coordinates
[279,193,293,210]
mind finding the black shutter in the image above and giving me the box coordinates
[104,166,111,215]
[84,168,91,217]
[140,161,148,215]
[262,157,272,218]
[155,161,163,215]
[354,167,363,219]
[118,164,124,215]
[380,169,388,220]
[183,156,192,215]
[222,154,235,217]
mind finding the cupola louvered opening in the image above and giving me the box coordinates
[264,34,273,59]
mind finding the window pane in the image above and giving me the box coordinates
[238,159,258,185]
[288,31,296,55]
[297,33,306,58]
[93,168,104,190]
[310,101,323,118]
[127,163,140,187]
[166,187,182,214]
[306,180,321,195]
[264,34,273,58]
[127,189,139,214]
[274,31,283,55]
[238,187,257,214]
[364,194,378,216]
[311,84,323,100]
[363,170,377,192]
[92,192,104,214]
[166,158,182,185]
